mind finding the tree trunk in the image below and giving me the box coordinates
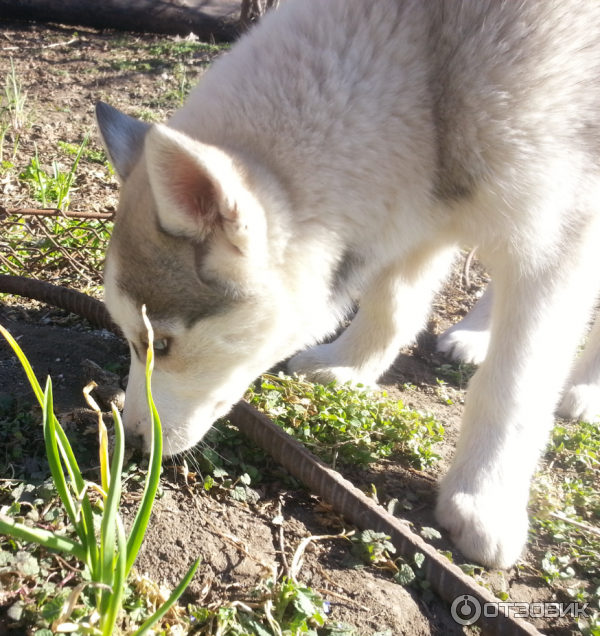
[239,0,279,32]
[0,0,241,40]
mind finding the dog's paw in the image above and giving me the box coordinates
[557,383,600,422]
[288,345,378,387]
[436,482,527,569]
[436,326,489,365]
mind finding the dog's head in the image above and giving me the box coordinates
[96,102,300,455]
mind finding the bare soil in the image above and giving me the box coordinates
[0,19,584,636]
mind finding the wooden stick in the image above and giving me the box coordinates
[550,511,600,537]
[0,207,115,221]
[1,37,78,51]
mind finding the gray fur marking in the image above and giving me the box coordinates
[116,233,235,327]
[424,0,600,203]
[96,102,151,182]
[110,171,237,327]
[330,250,363,303]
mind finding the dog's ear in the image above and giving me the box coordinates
[95,102,150,183]
[145,124,264,254]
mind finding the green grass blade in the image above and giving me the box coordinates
[0,515,87,562]
[124,399,162,576]
[53,423,98,575]
[69,130,89,178]
[99,406,125,614]
[53,160,65,209]
[33,143,46,207]
[131,558,200,636]
[125,307,162,577]
[101,513,127,636]
[62,131,89,210]
[43,377,79,529]
[79,492,99,579]
[54,426,86,494]
[11,133,19,160]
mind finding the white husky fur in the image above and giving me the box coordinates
[438,284,600,422]
[98,0,600,569]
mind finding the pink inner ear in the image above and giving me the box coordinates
[170,151,221,225]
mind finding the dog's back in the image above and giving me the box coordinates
[425,1,600,203]
[170,0,600,249]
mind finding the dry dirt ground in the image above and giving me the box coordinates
[0,19,592,636]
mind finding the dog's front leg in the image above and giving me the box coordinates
[289,245,455,387]
[436,240,600,568]
[558,307,600,422]
[436,282,494,364]
[438,283,600,421]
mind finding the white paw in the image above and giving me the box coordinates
[436,326,489,365]
[288,345,378,387]
[436,479,528,569]
[557,384,600,422]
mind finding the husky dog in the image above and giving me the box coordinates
[97,0,600,569]
[438,284,600,422]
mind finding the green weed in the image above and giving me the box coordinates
[131,108,163,123]
[246,373,444,469]
[58,139,114,176]
[579,612,600,636]
[550,421,600,470]
[19,133,90,210]
[0,159,13,174]
[0,119,11,165]
[0,59,29,162]
[529,417,600,624]
[187,576,329,635]
[108,35,133,49]
[58,140,106,165]
[159,62,195,106]
[341,529,432,600]
[347,530,396,568]
[540,552,576,586]
[2,58,28,132]
[109,60,157,73]
[148,41,229,59]
[174,63,192,106]
[435,361,477,390]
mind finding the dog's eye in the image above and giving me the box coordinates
[153,338,168,351]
